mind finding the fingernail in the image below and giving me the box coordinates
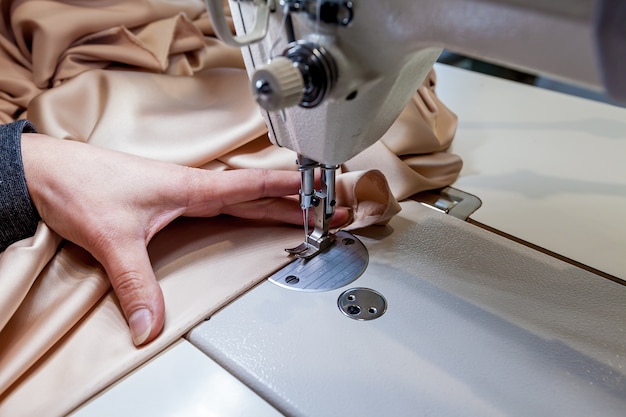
[129,308,153,346]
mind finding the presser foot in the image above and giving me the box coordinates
[275,231,368,292]
[285,233,336,259]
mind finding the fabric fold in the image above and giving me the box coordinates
[337,170,402,231]
[344,69,462,201]
[0,242,110,394]
[0,223,61,330]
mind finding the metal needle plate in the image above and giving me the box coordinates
[269,231,368,292]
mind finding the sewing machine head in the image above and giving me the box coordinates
[206,0,442,166]
[205,0,625,258]
[205,0,443,257]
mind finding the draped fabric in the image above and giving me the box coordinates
[0,1,461,415]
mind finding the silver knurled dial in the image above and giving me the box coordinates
[251,56,305,111]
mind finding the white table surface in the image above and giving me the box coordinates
[71,339,282,417]
[435,63,626,280]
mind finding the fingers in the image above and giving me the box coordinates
[97,241,165,346]
[183,169,301,217]
[221,197,351,228]
[331,206,351,227]
[183,169,353,227]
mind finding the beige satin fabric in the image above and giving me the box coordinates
[345,70,462,200]
[0,217,304,416]
[0,0,226,123]
[0,1,460,415]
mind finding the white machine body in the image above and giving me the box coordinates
[207,0,620,165]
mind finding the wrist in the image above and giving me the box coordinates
[0,122,40,250]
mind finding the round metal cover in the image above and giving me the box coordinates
[338,287,387,320]
[269,231,368,292]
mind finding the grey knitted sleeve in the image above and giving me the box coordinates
[0,120,41,251]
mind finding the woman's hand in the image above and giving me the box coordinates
[21,133,349,346]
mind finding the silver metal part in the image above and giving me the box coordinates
[338,287,387,321]
[295,155,317,211]
[282,41,337,109]
[250,40,338,112]
[205,0,273,47]
[412,186,482,221]
[280,0,354,26]
[271,231,368,291]
[251,57,305,111]
[285,157,338,259]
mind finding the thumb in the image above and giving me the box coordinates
[99,242,165,346]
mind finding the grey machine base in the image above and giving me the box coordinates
[188,201,626,417]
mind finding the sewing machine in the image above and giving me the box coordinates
[71,1,626,415]
[205,0,624,262]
